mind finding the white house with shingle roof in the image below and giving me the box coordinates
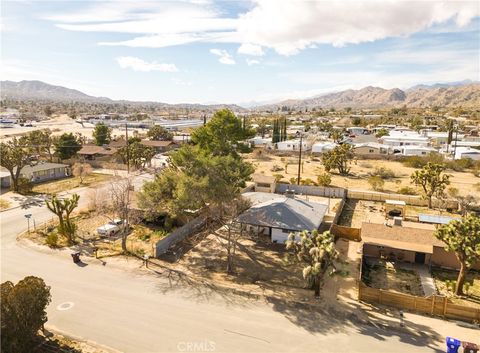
[237,192,328,243]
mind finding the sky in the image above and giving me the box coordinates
[1,0,479,105]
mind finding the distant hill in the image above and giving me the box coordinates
[0,80,112,102]
[0,80,247,112]
[2,79,478,111]
[256,82,480,110]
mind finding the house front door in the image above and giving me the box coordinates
[414,252,426,264]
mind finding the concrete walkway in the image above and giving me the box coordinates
[397,262,437,296]
[415,264,437,296]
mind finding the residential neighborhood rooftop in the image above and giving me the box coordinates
[361,222,445,254]
[237,195,328,232]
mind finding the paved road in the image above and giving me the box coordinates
[1,183,448,353]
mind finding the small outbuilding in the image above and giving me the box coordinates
[252,174,276,193]
[384,200,406,219]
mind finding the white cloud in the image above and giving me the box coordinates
[209,49,235,65]
[246,58,260,66]
[238,43,264,56]
[172,78,193,86]
[47,1,479,56]
[116,56,178,72]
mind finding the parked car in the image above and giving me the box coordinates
[97,219,126,236]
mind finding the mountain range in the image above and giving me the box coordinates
[1,80,479,110]
[256,82,480,110]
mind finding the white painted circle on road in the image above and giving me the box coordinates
[57,302,74,311]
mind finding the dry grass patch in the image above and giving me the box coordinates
[362,260,424,296]
[32,173,115,195]
[432,269,480,309]
[0,198,11,210]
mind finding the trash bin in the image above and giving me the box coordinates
[462,342,479,353]
[446,337,461,353]
[71,252,81,263]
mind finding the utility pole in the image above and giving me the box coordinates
[297,134,303,185]
[125,123,130,173]
[453,124,459,160]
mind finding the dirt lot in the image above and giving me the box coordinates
[338,199,459,228]
[0,114,134,142]
[362,259,424,296]
[244,152,479,196]
[174,232,312,300]
[432,268,480,309]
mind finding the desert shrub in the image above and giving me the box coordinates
[317,173,332,186]
[473,165,480,177]
[447,187,459,198]
[273,174,284,182]
[359,162,373,169]
[372,166,396,179]
[0,199,11,210]
[153,229,168,238]
[289,177,298,185]
[271,165,284,172]
[368,176,384,191]
[397,186,417,195]
[446,158,475,172]
[45,232,58,248]
[402,153,444,168]
[16,177,33,195]
[301,178,316,186]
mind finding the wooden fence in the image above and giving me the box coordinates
[331,224,361,242]
[359,282,480,323]
[347,189,458,209]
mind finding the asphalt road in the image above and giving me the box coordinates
[0,183,447,353]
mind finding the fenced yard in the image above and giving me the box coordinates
[358,256,480,323]
[359,283,480,323]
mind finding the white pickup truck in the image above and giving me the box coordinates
[97,219,126,236]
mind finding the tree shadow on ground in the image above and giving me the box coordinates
[350,302,445,353]
[11,195,49,209]
[150,261,259,307]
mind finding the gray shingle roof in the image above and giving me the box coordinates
[19,162,68,173]
[237,196,328,231]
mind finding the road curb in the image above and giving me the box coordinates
[45,325,122,353]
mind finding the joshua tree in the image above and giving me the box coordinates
[45,194,79,246]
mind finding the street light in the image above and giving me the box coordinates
[24,214,32,233]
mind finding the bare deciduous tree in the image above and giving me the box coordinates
[211,197,251,273]
[108,177,138,253]
[72,162,93,184]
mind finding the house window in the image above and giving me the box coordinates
[421,152,426,155]
[369,149,375,153]
[281,229,290,233]
[256,183,271,188]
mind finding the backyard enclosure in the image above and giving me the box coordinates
[359,282,480,323]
